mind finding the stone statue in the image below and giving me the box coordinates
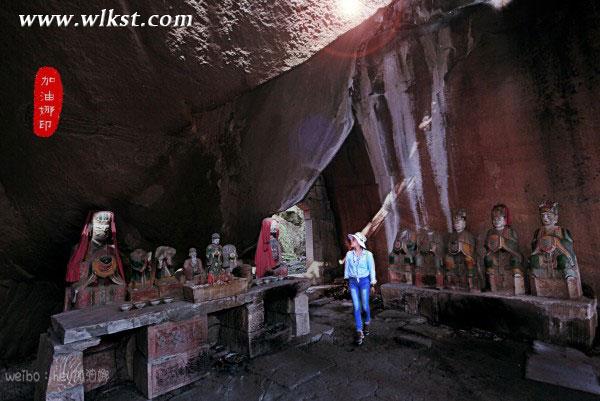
[444,209,479,291]
[206,233,225,284]
[254,219,288,278]
[222,244,240,272]
[182,247,206,283]
[154,246,177,283]
[483,204,525,295]
[415,230,444,288]
[129,249,153,288]
[388,229,417,284]
[530,201,582,299]
[64,211,126,310]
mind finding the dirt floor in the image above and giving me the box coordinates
[80,297,599,401]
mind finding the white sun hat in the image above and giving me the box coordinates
[348,232,367,249]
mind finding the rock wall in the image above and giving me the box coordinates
[2,0,600,360]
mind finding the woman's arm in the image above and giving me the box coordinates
[368,252,376,284]
[344,251,350,279]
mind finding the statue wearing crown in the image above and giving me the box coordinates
[483,204,525,295]
[444,209,480,291]
[64,211,127,310]
[530,201,582,299]
[388,229,417,284]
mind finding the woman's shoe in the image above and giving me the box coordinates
[355,330,364,346]
[363,324,370,336]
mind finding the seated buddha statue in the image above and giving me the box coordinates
[483,204,525,295]
[415,230,444,288]
[530,201,582,299]
[444,209,480,291]
[64,211,126,310]
[388,229,417,284]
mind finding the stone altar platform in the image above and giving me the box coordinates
[35,278,310,401]
[381,283,597,349]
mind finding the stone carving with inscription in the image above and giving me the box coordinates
[444,209,480,291]
[483,204,525,295]
[415,230,444,288]
[388,229,417,284]
[64,211,126,310]
[530,201,582,299]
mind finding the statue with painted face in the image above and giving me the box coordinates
[64,211,127,310]
[415,230,444,288]
[206,233,224,283]
[388,229,417,284]
[444,209,479,291]
[182,247,206,283]
[530,201,582,299]
[483,204,525,295]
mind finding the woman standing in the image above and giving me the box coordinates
[344,232,377,345]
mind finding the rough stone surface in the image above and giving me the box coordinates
[4,0,600,361]
[381,283,598,349]
[81,298,600,401]
[525,341,600,395]
[136,315,208,359]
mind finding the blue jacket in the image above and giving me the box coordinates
[344,249,376,282]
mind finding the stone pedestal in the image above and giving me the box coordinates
[133,315,209,398]
[35,334,100,401]
[156,281,183,299]
[127,286,160,303]
[183,277,249,303]
[65,284,127,311]
[381,283,597,349]
[530,276,582,300]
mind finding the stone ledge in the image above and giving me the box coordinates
[381,283,598,349]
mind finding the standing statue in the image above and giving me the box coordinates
[64,211,126,310]
[182,247,206,283]
[206,233,225,284]
[530,201,582,299]
[388,229,417,284]
[154,246,177,283]
[129,249,153,289]
[483,204,525,295]
[415,230,444,288]
[254,218,288,278]
[444,209,479,291]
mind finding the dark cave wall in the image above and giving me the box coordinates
[2,0,600,361]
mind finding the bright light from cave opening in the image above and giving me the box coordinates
[338,0,362,18]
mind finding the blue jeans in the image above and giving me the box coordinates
[349,276,371,332]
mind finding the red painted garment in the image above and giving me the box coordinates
[254,218,279,278]
[65,211,125,283]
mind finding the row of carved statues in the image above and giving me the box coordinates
[389,201,583,300]
[63,212,291,310]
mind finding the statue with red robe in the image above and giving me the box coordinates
[64,211,126,310]
[254,218,287,278]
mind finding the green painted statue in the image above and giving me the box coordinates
[388,229,417,284]
[530,201,582,299]
[483,204,525,295]
[206,233,224,284]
